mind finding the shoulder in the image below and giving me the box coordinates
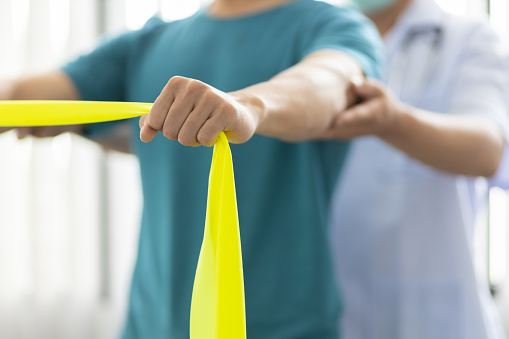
[293,1,383,77]
[134,17,171,42]
[121,16,196,45]
[291,0,380,41]
[95,17,168,51]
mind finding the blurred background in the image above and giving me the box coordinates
[0,0,508,338]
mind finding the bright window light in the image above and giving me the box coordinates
[125,0,159,30]
[436,0,488,16]
[11,0,29,43]
[435,0,468,15]
[161,0,201,21]
[490,0,509,40]
[49,0,70,55]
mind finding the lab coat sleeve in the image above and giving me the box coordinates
[447,21,509,138]
[446,20,509,186]
[297,4,384,79]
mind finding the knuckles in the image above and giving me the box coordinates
[162,128,178,141]
[184,79,207,96]
[152,76,243,146]
[178,133,197,147]
[201,89,220,104]
[197,132,215,147]
[166,76,187,89]
[167,76,209,97]
[147,113,163,131]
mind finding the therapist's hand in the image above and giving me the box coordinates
[139,76,259,147]
[320,79,404,140]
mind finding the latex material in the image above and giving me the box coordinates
[190,132,246,339]
[0,100,246,338]
[0,100,151,126]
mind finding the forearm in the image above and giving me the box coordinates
[6,71,80,100]
[0,80,14,100]
[231,50,362,142]
[1,72,107,143]
[380,106,505,177]
[1,71,81,132]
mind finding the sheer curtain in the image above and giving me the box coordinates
[0,1,207,339]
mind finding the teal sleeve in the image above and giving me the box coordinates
[299,4,384,78]
[61,18,164,137]
[61,30,141,137]
[62,30,141,102]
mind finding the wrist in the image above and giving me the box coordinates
[229,90,266,133]
[376,101,410,139]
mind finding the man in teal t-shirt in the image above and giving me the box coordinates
[1,0,382,337]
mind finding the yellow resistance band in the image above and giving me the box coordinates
[0,100,152,126]
[0,100,246,339]
[191,131,246,339]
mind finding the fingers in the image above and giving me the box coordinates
[351,78,385,100]
[140,122,158,143]
[319,96,387,140]
[161,95,198,142]
[141,76,235,147]
[31,126,56,138]
[176,102,214,147]
[335,98,382,127]
[147,80,176,132]
[17,127,32,139]
[139,115,147,129]
[197,113,226,147]
[176,99,234,147]
[139,115,157,143]
[14,125,79,140]
[321,80,397,141]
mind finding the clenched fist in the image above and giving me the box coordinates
[139,76,261,147]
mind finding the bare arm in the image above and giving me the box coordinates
[0,71,82,136]
[233,50,361,142]
[385,107,504,177]
[1,71,80,100]
[140,50,362,146]
[0,71,133,153]
[321,80,505,177]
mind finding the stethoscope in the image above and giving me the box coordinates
[386,25,444,104]
[375,25,444,178]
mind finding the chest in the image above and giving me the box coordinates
[384,27,460,112]
[126,20,301,103]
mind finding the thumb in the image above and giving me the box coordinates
[139,116,158,143]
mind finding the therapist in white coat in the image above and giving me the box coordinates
[323,0,509,338]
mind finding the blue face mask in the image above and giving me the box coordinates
[351,0,397,13]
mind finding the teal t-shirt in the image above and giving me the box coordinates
[63,1,382,338]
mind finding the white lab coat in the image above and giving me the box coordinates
[331,0,509,338]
